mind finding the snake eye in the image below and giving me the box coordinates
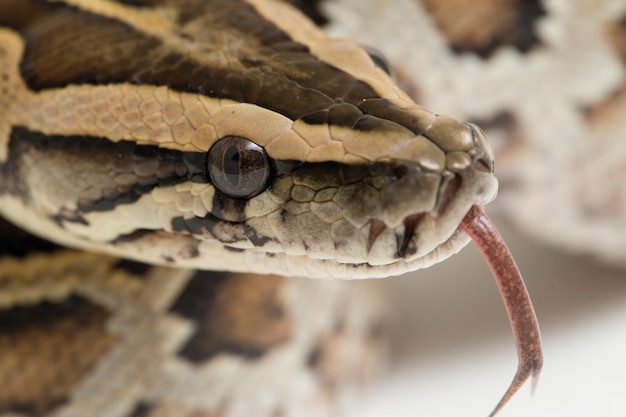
[363,46,393,76]
[207,136,271,198]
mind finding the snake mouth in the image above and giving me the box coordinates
[368,212,426,258]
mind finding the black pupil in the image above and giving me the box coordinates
[207,136,270,198]
[223,144,241,186]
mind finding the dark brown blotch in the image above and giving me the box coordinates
[285,0,328,25]
[0,296,115,416]
[126,402,154,417]
[170,271,292,363]
[605,14,626,63]
[0,216,61,257]
[581,17,626,127]
[420,0,546,58]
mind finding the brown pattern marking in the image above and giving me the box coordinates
[584,86,626,130]
[607,14,626,61]
[419,0,546,58]
[0,296,116,417]
[584,14,626,129]
[170,271,292,362]
[112,0,161,7]
[471,111,521,154]
[127,402,153,417]
[284,0,328,25]
[126,402,225,417]
[0,216,60,256]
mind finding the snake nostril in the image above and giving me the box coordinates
[474,157,493,173]
[393,164,409,180]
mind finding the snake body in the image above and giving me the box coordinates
[0,1,537,416]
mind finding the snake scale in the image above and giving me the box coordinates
[0,1,550,416]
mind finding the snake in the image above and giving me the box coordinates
[0,1,542,416]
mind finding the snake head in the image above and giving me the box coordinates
[211,107,500,279]
[77,98,495,279]
[2,97,497,280]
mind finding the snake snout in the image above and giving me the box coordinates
[466,123,495,174]
[366,120,499,262]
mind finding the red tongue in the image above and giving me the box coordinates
[460,205,543,417]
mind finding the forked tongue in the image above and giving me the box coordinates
[460,205,543,417]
